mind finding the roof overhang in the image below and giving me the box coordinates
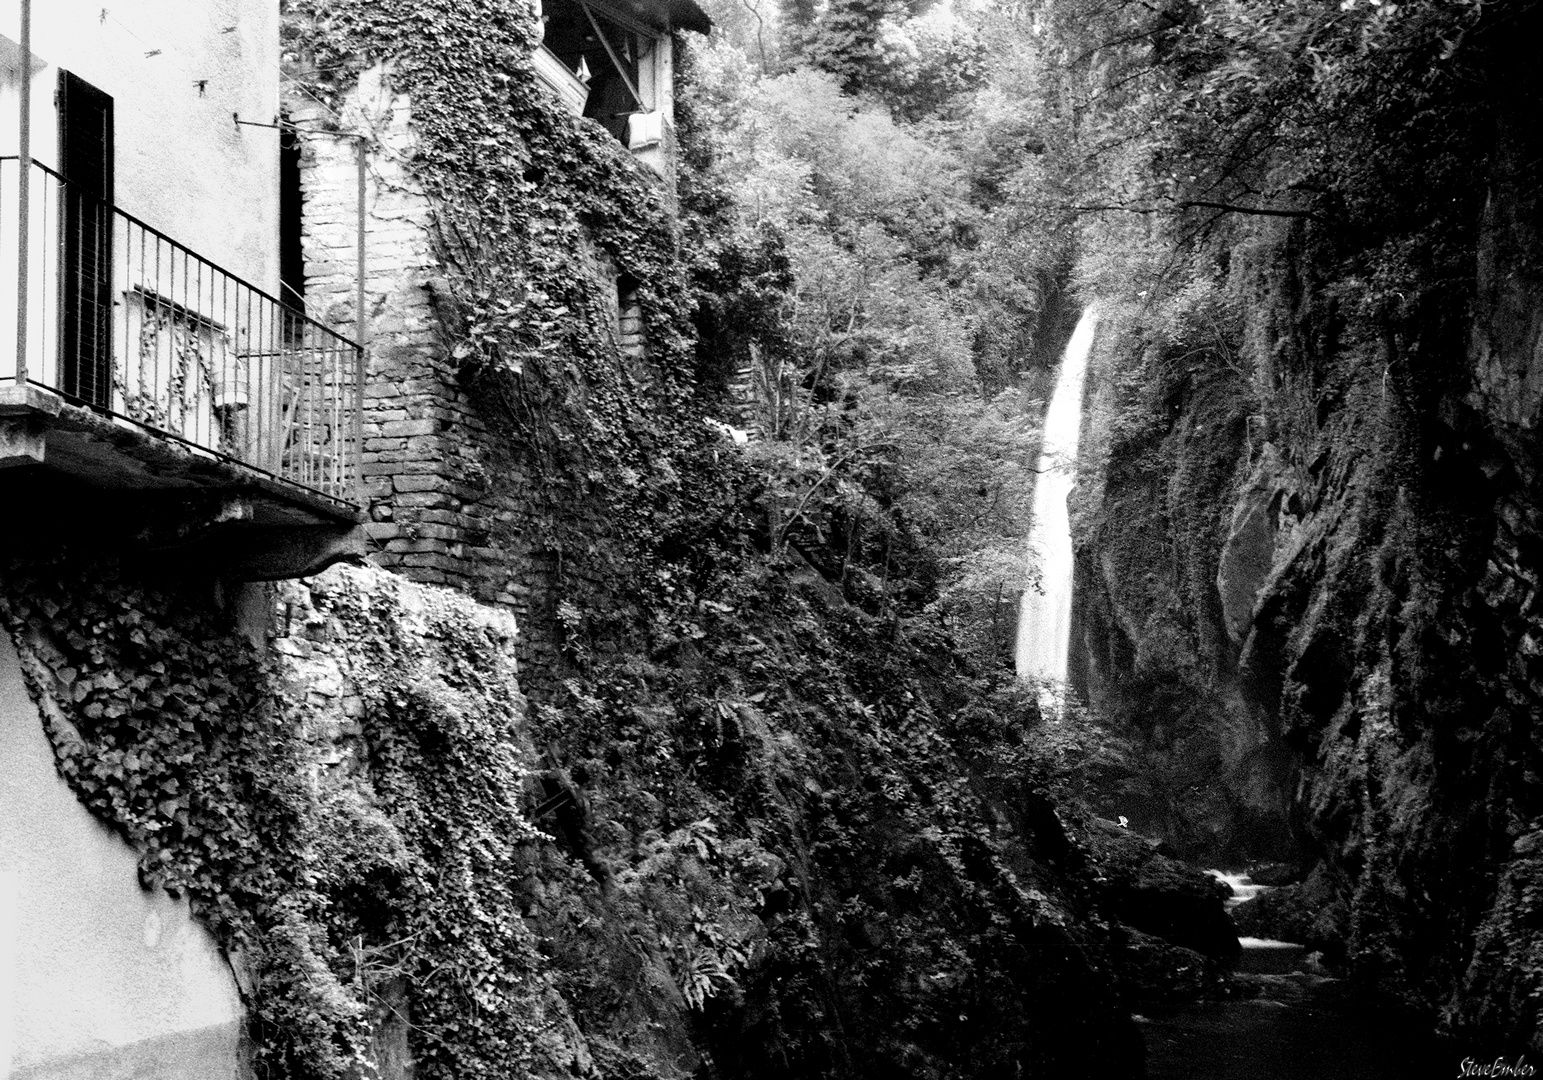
[599,0,711,35]
[666,0,712,35]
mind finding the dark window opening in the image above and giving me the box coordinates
[542,0,648,144]
[279,120,305,314]
[616,271,640,306]
[616,273,645,356]
[58,69,114,408]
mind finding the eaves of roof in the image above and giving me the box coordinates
[605,0,712,35]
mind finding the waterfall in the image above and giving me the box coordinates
[1016,307,1098,687]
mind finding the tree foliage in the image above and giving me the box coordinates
[685,20,1089,667]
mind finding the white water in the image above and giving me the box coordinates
[1016,307,1099,686]
[1209,871,1303,955]
[1208,870,1269,910]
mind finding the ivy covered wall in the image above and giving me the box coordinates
[1,536,1163,1080]
[283,0,717,697]
[0,5,1209,1078]
[0,550,593,1078]
[0,624,247,1078]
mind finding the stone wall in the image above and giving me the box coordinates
[267,561,597,1080]
[272,561,525,768]
[288,66,577,690]
[284,12,694,698]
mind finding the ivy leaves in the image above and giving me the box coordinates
[0,557,369,1077]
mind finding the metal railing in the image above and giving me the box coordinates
[1,156,362,504]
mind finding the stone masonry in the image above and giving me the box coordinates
[287,65,571,685]
[284,63,660,692]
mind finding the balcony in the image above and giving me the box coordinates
[0,156,365,577]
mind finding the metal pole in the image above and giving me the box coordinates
[355,139,366,351]
[15,0,32,386]
[354,137,366,503]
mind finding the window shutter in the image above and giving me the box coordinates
[58,70,114,407]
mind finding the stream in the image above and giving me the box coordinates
[1140,874,1463,1080]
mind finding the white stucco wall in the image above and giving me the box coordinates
[0,633,246,1080]
[0,0,280,292]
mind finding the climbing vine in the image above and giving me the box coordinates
[282,0,736,637]
[0,552,602,1079]
[0,555,368,1077]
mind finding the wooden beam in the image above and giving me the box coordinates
[578,0,645,110]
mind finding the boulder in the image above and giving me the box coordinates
[1245,861,1301,887]
[1111,928,1228,1002]
[1082,818,1241,961]
[1229,862,1348,959]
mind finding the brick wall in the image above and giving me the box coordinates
[286,66,577,689]
[284,58,678,695]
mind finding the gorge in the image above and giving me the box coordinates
[1052,0,1543,1060]
[1016,312,1475,1079]
[2,0,1541,1076]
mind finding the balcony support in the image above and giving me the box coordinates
[0,418,45,468]
[0,394,366,579]
[219,524,367,581]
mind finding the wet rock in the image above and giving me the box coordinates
[1216,443,1293,645]
[1245,861,1301,887]
[1071,357,1301,865]
[1075,18,1543,1043]
[1112,928,1229,1003]
[1082,819,1241,962]
[1447,827,1543,1049]
[1229,864,1348,960]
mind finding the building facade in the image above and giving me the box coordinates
[1,0,710,1072]
[0,0,363,547]
[0,2,364,1076]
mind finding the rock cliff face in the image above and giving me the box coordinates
[1073,24,1543,1047]
[1073,317,1300,863]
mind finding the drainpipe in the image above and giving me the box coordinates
[15,0,31,386]
[354,137,366,505]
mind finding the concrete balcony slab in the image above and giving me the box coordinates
[0,387,366,580]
